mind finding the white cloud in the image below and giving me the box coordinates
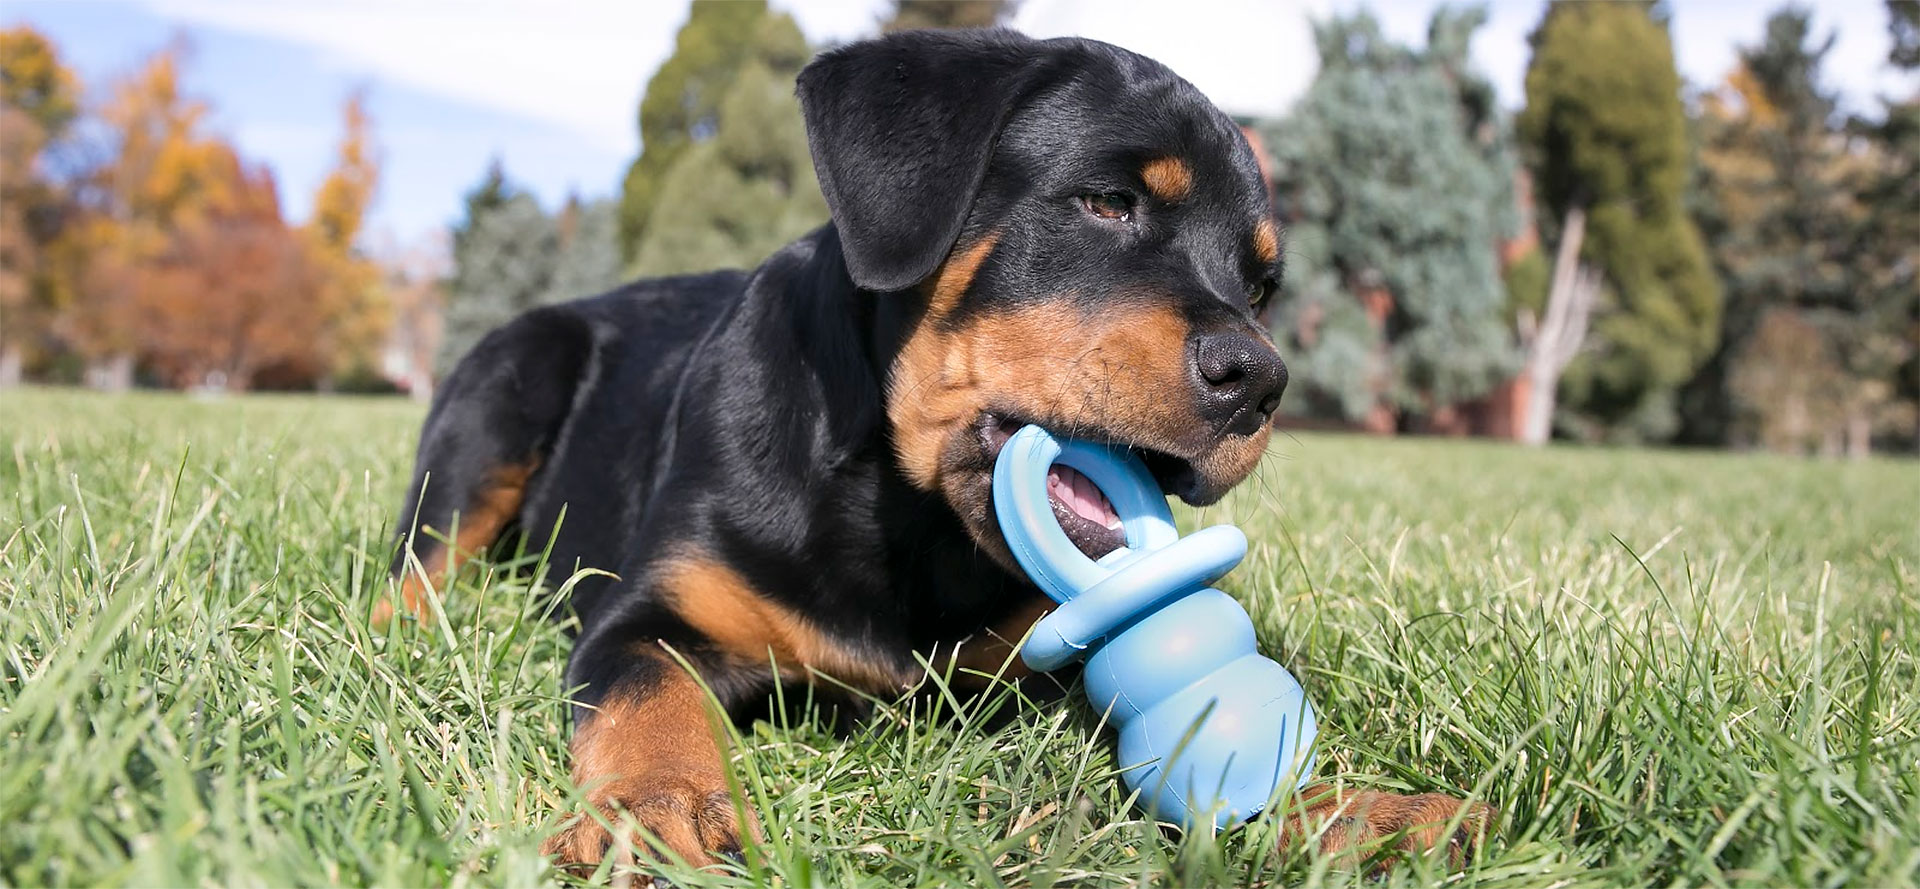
[137,0,691,155]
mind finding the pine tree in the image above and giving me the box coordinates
[1262,9,1520,429]
[629,13,823,278]
[543,195,623,304]
[1681,9,1859,451]
[454,159,510,254]
[1518,1,1720,441]
[1844,1,1920,451]
[438,173,557,374]
[618,0,793,261]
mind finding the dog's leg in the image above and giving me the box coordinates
[378,308,592,627]
[1280,786,1495,868]
[542,644,759,874]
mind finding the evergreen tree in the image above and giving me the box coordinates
[1518,1,1720,441]
[453,158,510,255]
[543,195,623,304]
[618,0,791,261]
[629,14,823,278]
[1845,2,1920,451]
[1680,8,1859,451]
[438,175,557,374]
[1889,0,1920,69]
[1262,9,1519,428]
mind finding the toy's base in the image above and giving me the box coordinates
[1098,614,1320,829]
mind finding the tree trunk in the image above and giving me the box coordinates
[1845,409,1871,460]
[408,364,434,403]
[1519,204,1602,446]
[86,353,135,392]
[0,342,22,388]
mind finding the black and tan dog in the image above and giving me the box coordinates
[381,28,1490,873]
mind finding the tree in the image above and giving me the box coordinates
[1263,9,1520,430]
[1518,1,1720,442]
[618,0,795,262]
[59,41,237,389]
[1680,8,1865,453]
[629,13,824,277]
[303,91,388,385]
[881,0,1015,32]
[544,195,623,304]
[1842,1,1920,452]
[1889,0,1920,69]
[0,26,81,385]
[438,168,557,374]
[454,158,510,254]
[137,145,323,389]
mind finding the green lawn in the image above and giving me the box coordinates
[3,388,1916,887]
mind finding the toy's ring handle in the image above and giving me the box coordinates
[1023,524,1248,670]
[992,426,1180,603]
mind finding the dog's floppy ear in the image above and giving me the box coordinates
[797,29,1042,292]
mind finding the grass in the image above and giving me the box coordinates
[2,386,1916,888]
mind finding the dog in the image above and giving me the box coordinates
[380,28,1492,874]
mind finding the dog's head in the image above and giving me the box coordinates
[799,29,1285,565]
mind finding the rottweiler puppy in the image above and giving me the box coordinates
[381,28,1492,874]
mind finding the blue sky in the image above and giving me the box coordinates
[6,0,1909,255]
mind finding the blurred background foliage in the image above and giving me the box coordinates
[1,0,1914,456]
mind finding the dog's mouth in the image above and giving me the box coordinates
[975,413,1201,561]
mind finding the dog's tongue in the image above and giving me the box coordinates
[1048,465,1121,530]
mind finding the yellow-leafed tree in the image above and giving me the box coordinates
[303,91,387,385]
[60,41,235,388]
[0,25,81,385]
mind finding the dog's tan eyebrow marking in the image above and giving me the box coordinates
[927,230,1001,317]
[1253,218,1280,265]
[1141,157,1193,202]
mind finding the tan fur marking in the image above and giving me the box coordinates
[1253,218,1280,264]
[888,301,1201,491]
[543,655,754,870]
[375,461,537,627]
[927,231,1001,318]
[1141,157,1193,202]
[661,551,907,694]
[886,296,1271,567]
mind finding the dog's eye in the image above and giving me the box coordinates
[1080,193,1134,222]
[1246,277,1277,306]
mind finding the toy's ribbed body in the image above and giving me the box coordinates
[992,426,1317,828]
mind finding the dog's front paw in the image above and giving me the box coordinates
[1281,788,1495,869]
[543,775,757,876]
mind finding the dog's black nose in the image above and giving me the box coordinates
[1191,331,1287,435]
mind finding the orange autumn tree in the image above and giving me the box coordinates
[58,41,235,388]
[136,145,324,389]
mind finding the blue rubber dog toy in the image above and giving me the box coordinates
[991,425,1317,828]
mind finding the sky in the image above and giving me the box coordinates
[5,0,1911,252]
